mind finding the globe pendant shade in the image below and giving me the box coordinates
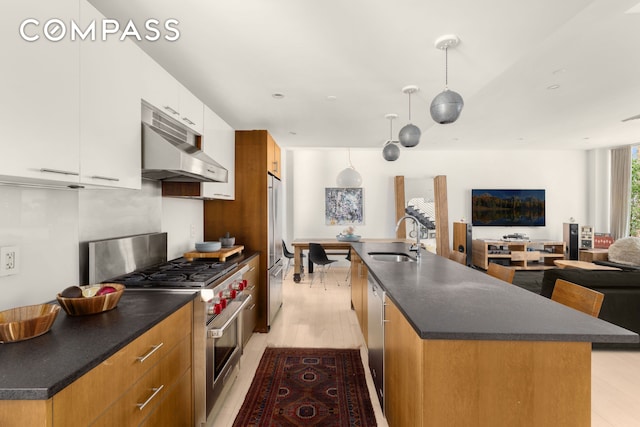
[382,142,400,161]
[336,167,362,187]
[399,123,421,147]
[430,89,464,124]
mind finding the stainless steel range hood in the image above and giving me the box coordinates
[141,103,228,183]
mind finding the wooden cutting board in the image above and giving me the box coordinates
[183,245,244,262]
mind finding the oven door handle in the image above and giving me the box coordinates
[207,294,252,339]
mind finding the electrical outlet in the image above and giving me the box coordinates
[0,246,19,277]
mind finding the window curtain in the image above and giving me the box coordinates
[610,146,632,239]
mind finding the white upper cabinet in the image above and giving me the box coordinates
[178,84,204,134]
[202,106,235,200]
[140,55,204,134]
[140,53,180,121]
[0,0,80,186]
[78,1,142,190]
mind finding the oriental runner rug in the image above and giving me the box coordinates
[232,347,377,426]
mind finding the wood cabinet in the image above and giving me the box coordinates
[472,239,565,270]
[78,0,141,190]
[51,303,193,427]
[384,298,424,426]
[350,252,368,344]
[266,132,282,178]
[204,130,281,332]
[0,0,80,187]
[241,255,260,347]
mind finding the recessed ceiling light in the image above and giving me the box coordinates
[547,84,560,90]
[272,93,285,99]
[327,95,337,101]
[289,131,297,135]
[552,68,566,75]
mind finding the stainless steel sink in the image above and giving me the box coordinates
[367,252,416,262]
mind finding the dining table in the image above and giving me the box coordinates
[290,238,409,283]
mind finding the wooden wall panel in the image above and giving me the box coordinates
[394,176,406,239]
[434,175,449,256]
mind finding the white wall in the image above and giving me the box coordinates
[288,148,589,248]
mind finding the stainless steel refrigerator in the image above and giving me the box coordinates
[267,174,283,326]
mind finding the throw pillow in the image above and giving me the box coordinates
[608,237,640,266]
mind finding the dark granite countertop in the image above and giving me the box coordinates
[352,242,639,344]
[0,291,195,400]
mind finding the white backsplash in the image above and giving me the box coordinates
[0,180,205,311]
[0,185,79,311]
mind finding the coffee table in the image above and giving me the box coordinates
[553,260,620,270]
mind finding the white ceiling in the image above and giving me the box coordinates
[90,0,640,152]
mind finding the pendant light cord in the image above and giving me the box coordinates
[389,116,394,141]
[348,148,354,169]
[445,47,449,89]
[408,91,412,122]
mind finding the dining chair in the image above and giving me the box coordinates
[551,278,604,317]
[344,248,352,285]
[308,243,338,290]
[448,250,467,265]
[282,240,304,279]
[486,262,516,284]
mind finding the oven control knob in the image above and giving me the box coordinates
[230,289,237,299]
[242,279,248,289]
[213,303,222,314]
[220,298,227,309]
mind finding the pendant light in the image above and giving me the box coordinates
[430,34,464,124]
[336,148,362,187]
[399,85,421,147]
[382,113,400,161]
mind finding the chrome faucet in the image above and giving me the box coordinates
[395,215,422,259]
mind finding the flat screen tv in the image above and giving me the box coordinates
[471,189,545,227]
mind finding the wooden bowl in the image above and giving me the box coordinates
[0,303,60,343]
[56,283,125,316]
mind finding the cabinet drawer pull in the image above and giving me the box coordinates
[137,343,164,363]
[246,285,256,291]
[246,303,256,311]
[136,384,164,411]
[272,161,279,172]
[182,117,196,125]
[248,266,256,272]
[163,106,179,115]
[90,175,120,182]
[213,193,231,197]
[40,168,79,176]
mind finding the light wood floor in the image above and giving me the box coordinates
[211,266,640,427]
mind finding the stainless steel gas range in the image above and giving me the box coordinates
[88,232,251,426]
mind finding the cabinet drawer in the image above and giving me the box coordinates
[90,333,191,427]
[140,368,192,427]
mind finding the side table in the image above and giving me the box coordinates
[579,248,609,263]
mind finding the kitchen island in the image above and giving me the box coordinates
[351,242,639,427]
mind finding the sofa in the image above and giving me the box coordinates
[541,268,640,348]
